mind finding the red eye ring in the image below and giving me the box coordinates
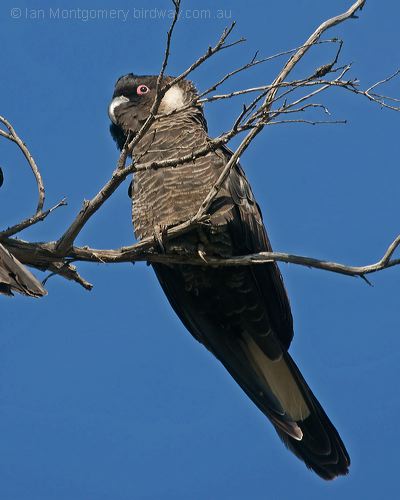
[137,84,150,95]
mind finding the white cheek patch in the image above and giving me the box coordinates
[108,95,129,124]
[160,86,185,112]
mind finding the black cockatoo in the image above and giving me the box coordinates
[108,74,349,480]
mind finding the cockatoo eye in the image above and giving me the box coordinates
[137,85,150,95]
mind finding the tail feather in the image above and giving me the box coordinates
[274,353,350,480]
[240,334,349,479]
[152,262,349,479]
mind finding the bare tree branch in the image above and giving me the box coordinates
[54,167,131,255]
[0,115,45,214]
[2,233,400,289]
[268,119,347,126]
[342,69,400,111]
[198,38,343,104]
[262,0,366,115]
[193,0,367,221]
[0,198,67,238]
[43,261,93,290]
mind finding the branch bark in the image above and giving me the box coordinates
[3,233,400,283]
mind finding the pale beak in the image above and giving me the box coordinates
[108,95,129,124]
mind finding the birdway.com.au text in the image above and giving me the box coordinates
[10,7,233,22]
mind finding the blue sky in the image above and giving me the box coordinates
[0,1,399,499]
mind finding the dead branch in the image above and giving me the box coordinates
[192,0,367,221]
[0,198,67,238]
[341,69,400,111]
[3,233,400,286]
[0,115,45,214]
[43,261,93,290]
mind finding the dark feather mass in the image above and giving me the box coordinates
[0,243,47,297]
[109,73,350,480]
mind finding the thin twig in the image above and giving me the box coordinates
[343,69,400,111]
[187,1,367,223]
[162,22,243,94]
[0,198,67,238]
[268,119,346,125]
[262,0,366,115]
